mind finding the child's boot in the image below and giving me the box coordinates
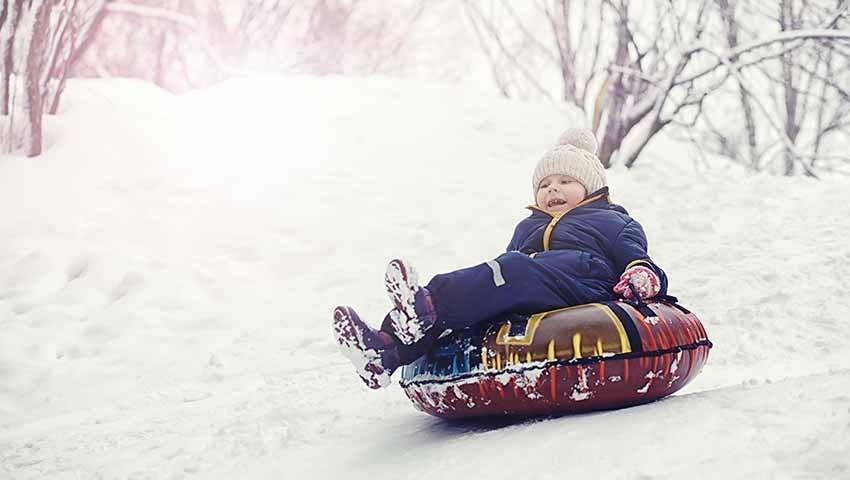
[333,306,401,389]
[384,258,439,345]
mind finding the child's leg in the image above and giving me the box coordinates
[333,306,443,389]
[333,306,399,389]
[379,308,443,365]
[384,259,439,345]
[426,251,610,330]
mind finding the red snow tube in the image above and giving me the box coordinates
[398,299,711,418]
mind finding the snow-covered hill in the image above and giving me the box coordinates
[1,75,848,479]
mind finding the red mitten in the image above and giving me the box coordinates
[613,265,661,300]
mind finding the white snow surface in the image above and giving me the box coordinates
[1,75,849,479]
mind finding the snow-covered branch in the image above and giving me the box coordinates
[678,7,850,87]
[729,28,850,56]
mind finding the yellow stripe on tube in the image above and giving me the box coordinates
[572,333,582,359]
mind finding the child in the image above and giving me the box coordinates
[333,128,668,389]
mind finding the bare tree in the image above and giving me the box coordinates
[697,0,850,176]
[2,0,55,156]
[1,0,108,156]
[464,0,719,168]
[464,0,850,175]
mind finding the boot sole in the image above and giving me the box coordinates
[384,259,426,345]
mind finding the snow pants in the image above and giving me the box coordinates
[425,251,615,331]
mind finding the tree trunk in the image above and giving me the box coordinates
[1,0,24,115]
[717,0,759,170]
[1,0,8,114]
[24,0,53,157]
[556,0,576,103]
[597,6,630,168]
[307,0,347,74]
[153,29,168,87]
[780,0,801,176]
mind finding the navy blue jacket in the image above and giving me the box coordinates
[506,187,668,297]
[423,187,668,330]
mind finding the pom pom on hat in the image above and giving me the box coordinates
[557,128,598,155]
[532,128,607,195]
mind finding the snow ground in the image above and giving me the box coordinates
[0,75,849,479]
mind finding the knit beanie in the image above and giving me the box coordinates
[531,128,607,195]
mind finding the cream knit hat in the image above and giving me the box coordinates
[532,128,607,195]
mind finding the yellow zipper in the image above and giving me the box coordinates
[542,212,567,251]
[530,191,607,251]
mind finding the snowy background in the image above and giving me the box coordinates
[1,75,849,479]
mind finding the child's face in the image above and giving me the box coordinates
[535,174,587,212]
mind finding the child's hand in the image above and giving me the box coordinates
[613,265,661,300]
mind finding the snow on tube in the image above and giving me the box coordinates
[399,299,712,418]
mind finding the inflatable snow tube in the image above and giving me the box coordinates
[399,299,712,418]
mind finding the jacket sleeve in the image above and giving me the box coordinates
[506,222,523,252]
[611,220,669,296]
[506,217,535,253]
